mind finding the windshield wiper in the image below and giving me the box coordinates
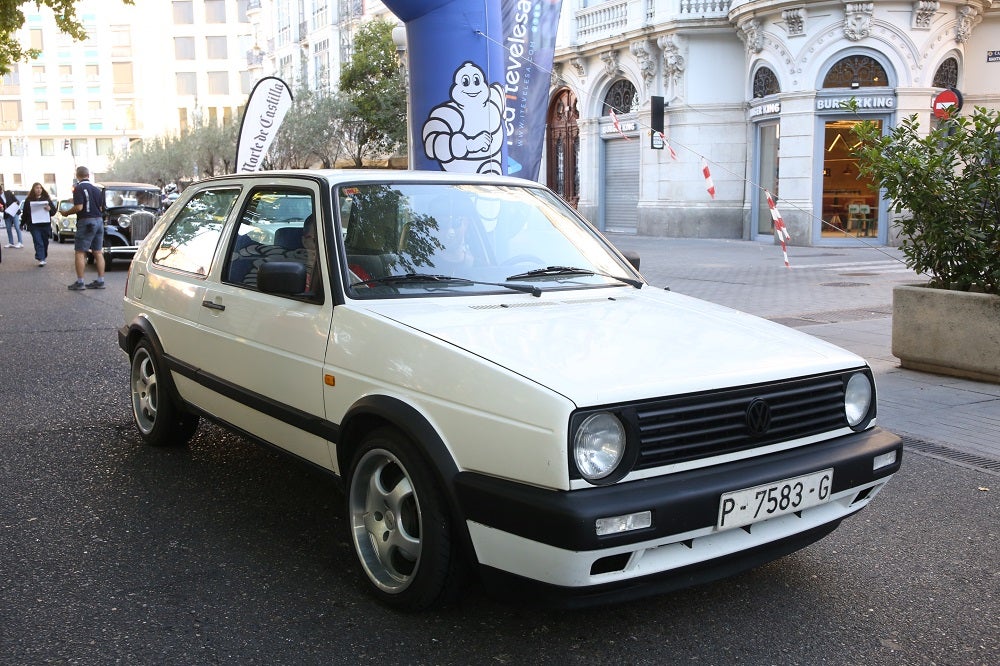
[354,273,542,297]
[505,265,643,289]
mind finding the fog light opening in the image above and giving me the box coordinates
[595,510,652,536]
[873,451,897,471]
[590,552,632,575]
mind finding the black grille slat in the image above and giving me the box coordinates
[630,371,858,469]
[129,211,157,242]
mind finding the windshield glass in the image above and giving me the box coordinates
[339,183,638,299]
[104,187,161,209]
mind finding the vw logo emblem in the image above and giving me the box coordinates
[745,399,772,436]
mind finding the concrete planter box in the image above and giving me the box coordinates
[892,284,1000,383]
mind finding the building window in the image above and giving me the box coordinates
[0,100,22,130]
[208,71,229,94]
[205,0,226,23]
[173,1,194,24]
[35,101,49,121]
[753,67,780,98]
[71,138,88,157]
[40,138,55,156]
[176,72,197,96]
[111,25,132,57]
[822,55,888,89]
[206,36,228,59]
[113,62,134,94]
[601,79,638,116]
[61,99,75,116]
[96,138,114,156]
[88,100,102,119]
[30,29,43,50]
[240,71,253,95]
[932,57,959,89]
[59,65,72,81]
[312,2,329,29]
[175,37,196,60]
[32,66,46,83]
[86,64,100,81]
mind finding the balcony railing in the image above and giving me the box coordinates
[574,0,732,43]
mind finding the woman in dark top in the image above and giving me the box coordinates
[20,182,57,267]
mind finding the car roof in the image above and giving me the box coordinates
[97,182,161,190]
[191,169,545,188]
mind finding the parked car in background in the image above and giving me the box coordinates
[99,182,164,267]
[52,199,76,243]
[119,170,902,610]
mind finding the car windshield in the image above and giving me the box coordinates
[339,182,639,299]
[105,188,161,209]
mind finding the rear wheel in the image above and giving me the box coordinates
[129,339,199,446]
[347,427,463,610]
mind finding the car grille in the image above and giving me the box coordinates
[631,371,859,469]
[129,211,157,243]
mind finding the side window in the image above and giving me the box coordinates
[224,188,320,300]
[153,187,239,274]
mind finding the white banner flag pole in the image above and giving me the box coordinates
[235,77,293,173]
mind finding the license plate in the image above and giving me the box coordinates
[717,469,834,530]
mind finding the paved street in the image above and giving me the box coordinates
[1,237,997,666]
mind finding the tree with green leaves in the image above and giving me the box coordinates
[338,18,407,167]
[269,85,352,170]
[852,105,1000,295]
[0,0,133,75]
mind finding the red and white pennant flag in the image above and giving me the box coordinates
[701,158,715,199]
[610,109,631,140]
[659,132,678,160]
[765,190,791,268]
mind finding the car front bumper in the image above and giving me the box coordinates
[454,426,901,606]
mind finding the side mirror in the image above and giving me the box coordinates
[621,250,640,270]
[257,261,307,295]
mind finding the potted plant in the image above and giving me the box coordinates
[851,105,1000,383]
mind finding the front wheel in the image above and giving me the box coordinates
[129,339,199,446]
[347,427,464,610]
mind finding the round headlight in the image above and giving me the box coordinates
[574,412,626,481]
[844,372,873,427]
[117,214,131,229]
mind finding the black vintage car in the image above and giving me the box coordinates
[95,182,163,267]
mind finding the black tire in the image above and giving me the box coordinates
[129,339,199,446]
[347,427,464,610]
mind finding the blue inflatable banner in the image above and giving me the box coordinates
[384,0,563,180]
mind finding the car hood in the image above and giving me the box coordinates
[359,287,866,406]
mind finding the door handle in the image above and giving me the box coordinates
[201,300,226,311]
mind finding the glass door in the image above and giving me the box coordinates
[754,121,780,238]
[820,119,881,240]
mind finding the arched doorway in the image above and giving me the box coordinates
[816,54,893,244]
[600,79,640,233]
[546,88,579,208]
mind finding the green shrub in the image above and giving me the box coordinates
[852,106,1000,295]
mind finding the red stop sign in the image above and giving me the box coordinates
[932,88,962,119]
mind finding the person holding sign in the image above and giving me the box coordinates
[1,182,22,249]
[20,182,56,266]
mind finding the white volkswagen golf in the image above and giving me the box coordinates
[119,170,902,609]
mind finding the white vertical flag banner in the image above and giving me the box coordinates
[235,76,293,173]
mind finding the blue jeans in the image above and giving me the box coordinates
[4,214,22,245]
[29,223,50,261]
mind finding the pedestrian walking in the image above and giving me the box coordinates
[20,182,57,267]
[1,182,23,249]
[67,166,106,290]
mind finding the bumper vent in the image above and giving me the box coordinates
[632,371,857,469]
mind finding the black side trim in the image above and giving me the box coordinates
[456,427,901,551]
[479,521,841,609]
[163,353,340,442]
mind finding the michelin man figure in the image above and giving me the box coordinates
[422,61,505,174]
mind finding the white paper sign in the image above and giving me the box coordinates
[30,201,51,224]
[4,201,20,218]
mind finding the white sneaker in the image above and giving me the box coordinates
[38,260,46,266]
[3,243,12,248]
[14,243,23,248]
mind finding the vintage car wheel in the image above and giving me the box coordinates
[347,428,462,610]
[129,339,199,446]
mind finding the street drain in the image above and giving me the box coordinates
[820,281,869,287]
[902,436,1000,476]
[839,272,878,277]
